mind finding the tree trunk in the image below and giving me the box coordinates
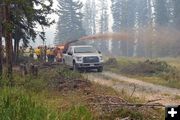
[13,39,19,64]
[0,6,3,79]
[13,39,16,64]
[4,5,13,86]
[17,40,19,62]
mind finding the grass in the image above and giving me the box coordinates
[0,87,94,120]
[104,57,180,89]
[0,87,58,120]
[174,95,180,100]
[125,75,180,89]
[0,66,94,120]
[59,106,93,120]
[0,64,165,119]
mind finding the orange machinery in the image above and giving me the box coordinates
[54,39,79,62]
[54,45,65,62]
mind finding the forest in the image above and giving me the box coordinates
[0,0,180,119]
[55,0,180,58]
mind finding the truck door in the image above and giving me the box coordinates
[66,47,73,66]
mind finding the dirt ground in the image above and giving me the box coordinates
[86,72,180,106]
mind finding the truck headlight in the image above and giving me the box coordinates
[76,57,83,61]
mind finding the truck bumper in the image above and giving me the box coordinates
[76,63,103,69]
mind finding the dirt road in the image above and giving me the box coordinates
[86,72,180,105]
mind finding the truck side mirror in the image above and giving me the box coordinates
[98,51,101,54]
[68,52,73,56]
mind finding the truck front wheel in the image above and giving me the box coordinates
[97,67,103,72]
[73,61,78,71]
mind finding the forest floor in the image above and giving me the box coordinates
[0,62,165,120]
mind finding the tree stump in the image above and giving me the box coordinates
[29,63,38,77]
[20,63,27,76]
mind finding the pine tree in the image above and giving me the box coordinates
[99,0,109,54]
[83,0,93,35]
[1,0,54,85]
[55,0,85,44]
[111,0,122,56]
[173,0,180,29]
[135,0,149,57]
[11,0,54,63]
[155,0,169,26]
[83,0,99,49]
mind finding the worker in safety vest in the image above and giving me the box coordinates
[46,47,51,62]
[49,48,55,62]
[35,47,41,60]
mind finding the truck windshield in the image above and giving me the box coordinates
[74,47,97,53]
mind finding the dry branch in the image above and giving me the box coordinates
[89,102,165,108]
[130,84,136,97]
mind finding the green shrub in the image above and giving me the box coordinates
[0,88,58,120]
[57,67,83,80]
[105,58,180,81]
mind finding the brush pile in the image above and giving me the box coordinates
[121,60,180,80]
[104,58,180,81]
[50,67,92,92]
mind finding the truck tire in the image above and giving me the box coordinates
[62,59,65,64]
[97,67,103,72]
[73,61,78,71]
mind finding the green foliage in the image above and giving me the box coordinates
[55,0,85,44]
[3,0,55,46]
[60,106,93,120]
[57,67,83,80]
[0,87,58,120]
[23,76,47,92]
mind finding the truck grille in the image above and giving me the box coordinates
[83,56,99,63]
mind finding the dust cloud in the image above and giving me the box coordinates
[79,32,129,41]
[79,26,180,43]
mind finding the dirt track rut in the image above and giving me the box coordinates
[86,72,180,105]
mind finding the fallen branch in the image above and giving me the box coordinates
[146,99,162,104]
[88,102,165,108]
[130,84,136,98]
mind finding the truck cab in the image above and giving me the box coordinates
[63,45,103,72]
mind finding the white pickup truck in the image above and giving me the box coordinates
[63,45,103,72]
